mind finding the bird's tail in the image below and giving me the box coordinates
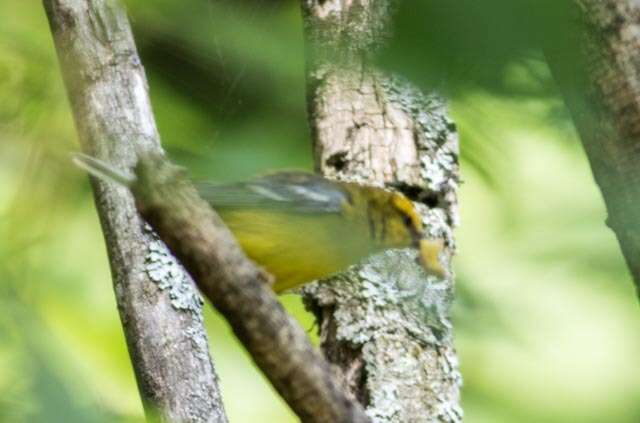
[72,152,136,187]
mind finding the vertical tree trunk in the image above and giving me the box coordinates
[301,1,463,421]
[544,0,640,298]
[43,1,227,421]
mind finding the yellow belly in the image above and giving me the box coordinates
[217,209,372,292]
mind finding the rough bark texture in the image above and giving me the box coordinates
[544,0,640,297]
[43,1,228,422]
[301,1,463,421]
[131,155,370,423]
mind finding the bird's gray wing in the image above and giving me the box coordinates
[195,171,350,214]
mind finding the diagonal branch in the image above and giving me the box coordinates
[129,155,371,423]
[42,0,227,421]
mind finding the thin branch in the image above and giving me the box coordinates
[130,154,371,423]
[42,0,227,421]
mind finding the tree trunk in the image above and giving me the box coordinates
[544,0,640,298]
[301,1,463,421]
[43,1,227,421]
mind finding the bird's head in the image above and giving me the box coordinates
[354,188,447,279]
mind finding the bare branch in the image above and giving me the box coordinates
[42,0,227,421]
[130,155,371,423]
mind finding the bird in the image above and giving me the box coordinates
[72,153,445,293]
[196,171,445,292]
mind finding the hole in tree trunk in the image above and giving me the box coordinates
[325,151,348,171]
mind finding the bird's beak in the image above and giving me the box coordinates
[418,238,447,278]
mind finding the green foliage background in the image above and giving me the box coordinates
[1,1,639,422]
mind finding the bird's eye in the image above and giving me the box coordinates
[402,214,412,227]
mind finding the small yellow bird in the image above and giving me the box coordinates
[73,154,445,293]
[196,172,446,292]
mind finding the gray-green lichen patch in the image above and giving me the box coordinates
[144,224,203,313]
[142,224,210,362]
[304,248,461,422]
[306,249,453,347]
[363,338,462,423]
[380,75,460,220]
[380,75,460,235]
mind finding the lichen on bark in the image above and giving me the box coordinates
[144,224,213,364]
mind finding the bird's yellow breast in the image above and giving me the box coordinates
[218,209,374,292]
